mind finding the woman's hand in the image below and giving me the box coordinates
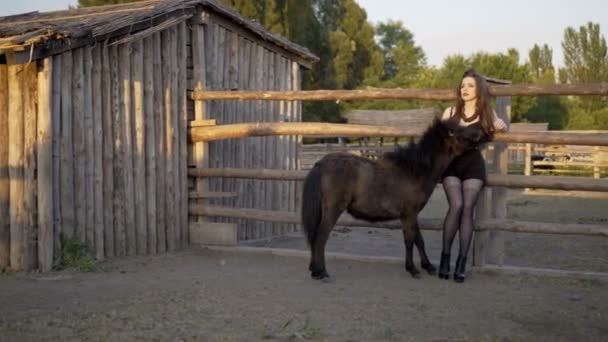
[494,118,508,132]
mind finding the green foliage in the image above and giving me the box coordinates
[54,234,98,272]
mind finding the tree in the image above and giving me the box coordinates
[375,20,424,81]
[528,44,555,84]
[559,22,608,129]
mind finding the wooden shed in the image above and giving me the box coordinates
[0,0,318,271]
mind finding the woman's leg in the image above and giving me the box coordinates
[439,176,463,279]
[441,176,463,253]
[458,178,484,258]
[453,178,484,283]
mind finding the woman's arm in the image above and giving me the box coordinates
[492,109,508,131]
[441,107,453,121]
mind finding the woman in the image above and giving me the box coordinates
[438,68,507,283]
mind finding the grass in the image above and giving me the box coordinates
[53,234,98,272]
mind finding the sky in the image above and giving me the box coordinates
[1,0,606,69]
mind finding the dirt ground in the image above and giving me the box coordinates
[1,248,607,341]
[0,188,606,341]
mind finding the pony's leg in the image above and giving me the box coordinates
[310,206,342,280]
[414,221,436,275]
[400,215,420,278]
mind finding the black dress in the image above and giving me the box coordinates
[441,115,491,183]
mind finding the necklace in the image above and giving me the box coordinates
[461,111,479,123]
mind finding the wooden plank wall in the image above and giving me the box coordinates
[0,23,189,271]
[195,18,301,241]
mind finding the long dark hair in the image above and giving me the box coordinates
[453,68,495,137]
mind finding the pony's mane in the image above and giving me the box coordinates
[383,118,447,177]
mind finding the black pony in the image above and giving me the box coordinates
[301,118,482,280]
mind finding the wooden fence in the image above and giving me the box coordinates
[188,83,608,276]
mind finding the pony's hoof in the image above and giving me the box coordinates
[405,266,421,278]
[422,263,436,275]
[311,270,330,280]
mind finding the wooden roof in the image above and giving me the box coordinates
[0,0,319,66]
[345,108,440,130]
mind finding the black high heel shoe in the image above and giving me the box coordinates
[438,252,451,280]
[453,255,467,283]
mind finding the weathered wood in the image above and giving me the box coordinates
[111,44,126,257]
[486,174,608,192]
[22,62,38,270]
[191,82,608,101]
[119,43,136,256]
[91,46,104,261]
[101,42,114,258]
[72,48,86,244]
[189,191,238,199]
[83,46,95,253]
[60,51,75,239]
[189,167,608,192]
[37,57,53,271]
[0,64,9,269]
[154,33,166,253]
[189,122,608,146]
[189,205,442,231]
[189,122,421,142]
[51,54,62,258]
[162,27,178,252]
[177,22,188,247]
[131,39,147,255]
[489,96,510,265]
[8,63,25,270]
[188,119,215,127]
[143,36,157,255]
[190,205,608,237]
[524,143,532,176]
[478,219,608,237]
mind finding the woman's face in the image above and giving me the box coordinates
[460,76,477,102]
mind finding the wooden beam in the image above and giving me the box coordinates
[188,119,216,127]
[189,122,608,146]
[188,167,608,192]
[190,205,608,237]
[188,191,238,199]
[190,82,608,101]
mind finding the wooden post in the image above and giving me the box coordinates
[292,61,302,234]
[192,23,209,231]
[111,44,126,257]
[177,22,188,247]
[524,143,532,176]
[119,43,136,256]
[92,46,105,261]
[131,39,148,255]
[61,51,76,240]
[101,43,114,258]
[489,96,511,265]
[8,63,25,270]
[593,146,601,179]
[51,55,62,257]
[73,48,86,244]
[0,64,9,270]
[22,62,38,270]
[162,27,178,252]
[37,58,54,271]
[143,36,157,254]
[154,32,167,253]
[83,47,95,253]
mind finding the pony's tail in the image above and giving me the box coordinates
[301,163,322,247]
